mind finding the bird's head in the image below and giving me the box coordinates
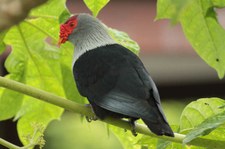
[58,13,115,62]
[58,13,114,48]
[58,15,78,46]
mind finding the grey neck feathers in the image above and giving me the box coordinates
[68,14,116,65]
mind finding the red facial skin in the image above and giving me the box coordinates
[58,16,78,46]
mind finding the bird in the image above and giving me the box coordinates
[58,13,174,137]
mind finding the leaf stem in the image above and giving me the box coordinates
[0,137,39,149]
[0,138,21,149]
[0,76,224,148]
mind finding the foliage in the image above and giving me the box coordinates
[0,0,225,149]
[157,0,225,79]
[84,0,110,17]
[108,27,140,55]
[0,31,7,54]
[180,98,225,147]
[2,0,72,145]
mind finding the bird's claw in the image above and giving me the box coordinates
[129,119,138,136]
[85,104,98,122]
[131,127,138,136]
[85,115,98,123]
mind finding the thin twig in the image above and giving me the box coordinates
[0,138,20,149]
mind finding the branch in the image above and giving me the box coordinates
[0,138,20,149]
[0,137,40,149]
[0,76,224,148]
[0,0,48,31]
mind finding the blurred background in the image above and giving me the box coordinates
[0,0,225,148]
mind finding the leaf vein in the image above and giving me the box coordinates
[17,25,45,86]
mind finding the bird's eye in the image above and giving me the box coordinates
[70,23,74,27]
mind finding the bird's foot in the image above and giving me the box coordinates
[85,115,98,123]
[131,127,138,137]
[84,104,98,122]
[129,119,138,136]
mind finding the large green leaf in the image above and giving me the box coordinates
[181,0,225,78]
[156,0,190,23]
[0,29,26,121]
[179,98,225,133]
[108,27,140,55]
[156,0,225,78]
[179,98,225,147]
[83,0,110,17]
[2,0,69,145]
[184,111,225,144]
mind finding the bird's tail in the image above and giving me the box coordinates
[142,118,174,137]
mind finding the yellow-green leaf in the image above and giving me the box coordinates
[156,0,225,78]
[83,0,110,17]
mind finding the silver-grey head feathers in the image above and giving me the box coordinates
[68,13,116,64]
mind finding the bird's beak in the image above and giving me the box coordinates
[58,38,64,47]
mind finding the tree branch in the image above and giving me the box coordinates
[0,76,224,148]
[0,0,48,31]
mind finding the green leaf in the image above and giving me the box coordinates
[137,136,185,149]
[0,28,27,121]
[0,75,24,121]
[59,9,71,24]
[30,0,66,18]
[2,0,69,145]
[156,0,225,78]
[137,136,158,148]
[157,139,182,149]
[178,97,225,148]
[156,0,190,23]
[186,127,225,149]
[184,111,225,144]
[4,23,64,145]
[60,43,87,103]
[180,0,225,78]
[137,125,185,149]
[83,0,110,17]
[108,27,140,55]
[109,120,144,149]
[212,0,225,7]
[180,98,225,133]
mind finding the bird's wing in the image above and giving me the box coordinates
[73,44,167,122]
